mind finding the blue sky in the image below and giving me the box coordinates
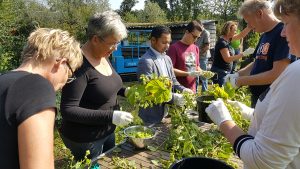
[109,0,145,10]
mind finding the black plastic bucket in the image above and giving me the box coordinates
[196,95,215,123]
[169,157,234,169]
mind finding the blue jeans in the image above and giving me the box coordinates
[61,133,115,162]
[211,66,229,86]
[199,58,208,93]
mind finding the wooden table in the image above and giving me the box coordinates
[98,117,243,169]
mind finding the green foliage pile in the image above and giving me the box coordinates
[162,108,235,168]
[160,82,250,168]
[111,157,137,169]
[126,74,172,109]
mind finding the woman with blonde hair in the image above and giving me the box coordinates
[206,0,300,168]
[211,21,252,86]
[0,28,82,169]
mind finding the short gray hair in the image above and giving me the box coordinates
[86,11,127,40]
[239,0,273,16]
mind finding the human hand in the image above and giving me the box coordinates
[188,71,202,77]
[205,98,233,126]
[227,100,254,120]
[112,111,133,126]
[224,72,239,84]
[201,70,215,79]
[173,93,185,107]
[242,48,255,56]
[183,88,194,94]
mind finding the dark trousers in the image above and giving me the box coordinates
[211,66,229,86]
[251,94,259,108]
[61,133,115,162]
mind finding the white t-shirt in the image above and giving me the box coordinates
[240,60,300,169]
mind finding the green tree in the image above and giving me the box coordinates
[0,0,32,72]
[33,0,110,42]
[23,0,107,42]
[119,0,138,16]
[167,0,199,21]
[138,1,167,23]
[147,0,168,11]
[123,11,139,23]
[201,0,242,21]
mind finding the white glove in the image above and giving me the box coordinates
[183,88,194,94]
[173,93,185,107]
[242,48,255,56]
[124,87,130,97]
[227,100,254,120]
[163,106,169,117]
[224,72,239,83]
[188,71,202,77]
[228,76,238,88]
[112,111,133,126]
[205,98,233,126]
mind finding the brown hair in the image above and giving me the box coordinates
[220,21,238,36]
[186,20,203,33]
[274,0,300,20]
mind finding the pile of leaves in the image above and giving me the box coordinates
[160,83,251,168]
[204,82,251,131]
[126,74,172,109]
[111,157,137,169]
[114,78,251,169]
[161,104,236,168]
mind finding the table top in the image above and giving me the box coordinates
[97,118,243,169]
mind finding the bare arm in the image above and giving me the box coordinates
[219,121,246,145]
[237,59,290,86]
[238,62,254,76]
[232,26,251,41]
[174,68,190,77]
[220,48,243,63]
[18,108,55,169]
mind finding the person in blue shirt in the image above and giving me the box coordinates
[225,0,292,107]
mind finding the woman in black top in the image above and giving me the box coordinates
[60,11,133,163]
[0,28,82,169]
[211,21,251,86]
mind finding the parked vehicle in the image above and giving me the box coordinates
[110,29,151,75]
